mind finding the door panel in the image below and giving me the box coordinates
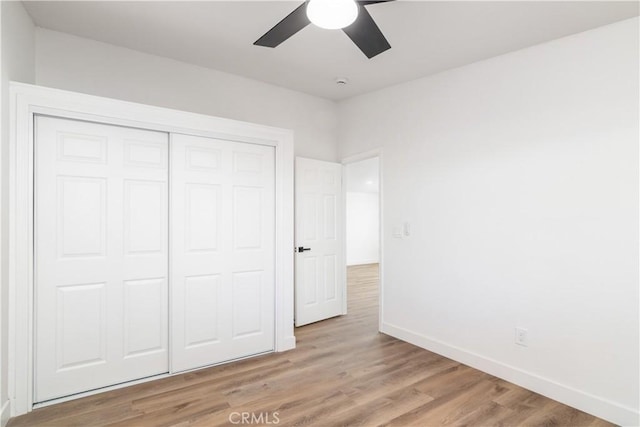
[35,116,169,402]
[185,184,220,252]
[55,282,107,370]
[232,271,264,337]
[123,278,166,358]
[184,274,221,348]
[124,180,165,254]
[295,157,344,326]
[57,176,106,257]
[171,134,275,372]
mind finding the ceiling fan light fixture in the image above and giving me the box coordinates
[306,0,359,30]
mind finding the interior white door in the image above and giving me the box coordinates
[171,134,275,372]
[295,157,344,326]
[35,116,169,402]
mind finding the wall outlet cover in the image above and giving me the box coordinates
[515,327,528,347]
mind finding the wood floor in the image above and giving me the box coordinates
[10,264,613,427]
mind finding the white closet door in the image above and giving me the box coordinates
[171,134,275,372]
[35,116,169,402]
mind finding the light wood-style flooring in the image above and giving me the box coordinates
[9,264,613,426]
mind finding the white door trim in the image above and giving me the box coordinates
[8,82,296,417]
[341,149,383,331]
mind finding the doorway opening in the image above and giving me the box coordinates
[343,154,381,329]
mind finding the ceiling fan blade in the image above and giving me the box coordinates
[342,4,391,59]
[358,0,394,5]
[254,2,310,48]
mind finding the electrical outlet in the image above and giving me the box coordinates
[515,327,528,347]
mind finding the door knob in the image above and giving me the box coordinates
[297,247,311,253]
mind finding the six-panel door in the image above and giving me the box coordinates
[35,116,170,402]
[294,157,344,326]
[170,134,275,372]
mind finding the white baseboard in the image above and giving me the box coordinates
[347,259,379,266]
[381,322,639,426]
[1,399,10,427]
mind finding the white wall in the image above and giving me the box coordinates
[338,17,639,426]
[346,192,379,265]
[0,3,35,425]
[35,29,338,162]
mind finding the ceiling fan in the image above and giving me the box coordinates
[254,0,394,59]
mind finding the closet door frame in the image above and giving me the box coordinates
[8,82,296,417]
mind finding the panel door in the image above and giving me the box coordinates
[171,134,275,372]
[295,157,344,326]
[35,116,169,402]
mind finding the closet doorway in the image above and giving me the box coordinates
[11,83,294,416]
[34,115,275,403]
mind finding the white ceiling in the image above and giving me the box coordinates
[346,157,379,193]
[23,1,639,101]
